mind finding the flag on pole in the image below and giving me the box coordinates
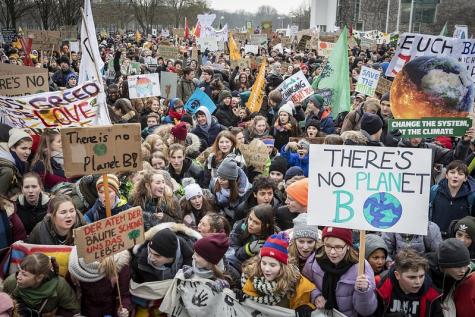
[194,21,201,38]
[312,27,350,116]
[228,33,241,61]
[440,22,448,36]
[185,17,190,39]
[247,59,266,113]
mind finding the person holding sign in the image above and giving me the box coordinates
[302,227,377,317]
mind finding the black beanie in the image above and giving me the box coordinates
[437,238,470,268]
[269,156,288,175]
[58,55,70,66]
[305,118,321,130]
[149,228,178,258]
[361,113,383,135]
[454,216,475,241]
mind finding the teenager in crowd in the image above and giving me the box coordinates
[180,183,216,229]
[197,212,231,237]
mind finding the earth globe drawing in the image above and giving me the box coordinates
[363,192,402,229]
[391,56,474,119]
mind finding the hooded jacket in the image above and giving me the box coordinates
[191,106,225,152]
[16,192,50,235]
[83,197,131,223]
[215,103,239,128]
[0,143,22,197]
[27,212,86,246]
[168,157,204,187]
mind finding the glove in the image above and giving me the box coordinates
[117,307,129,317]
[246,240,265,255]
[182,265,194,279]
[295,305,313,317]
[209,278,230,292]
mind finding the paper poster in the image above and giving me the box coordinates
[317,41,336,57]
[355,66,381,97]
[184,88,216,115]
[244,44,259,55]
[276,70,314,103]
[128,73,161,99]
[160,71,178,99]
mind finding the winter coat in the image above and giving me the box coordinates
[242,275,316,309]
[0,196,26,249]
[275,205,298,231]
[16,192,50,235]
[83,197,131,223]
[454,272,475,317]
[177,77,196,102]
[360,129,384,146]
[271,126,300,153]
[341,106,364,133]
[27,213,86,246]
[302,252,377,317]
[315,109,336,135]
[382,221,442,261]
[203,150,247,188]
[142,196,182,231]
[184,132,202,159]
[280,147,309,176]
[52,68,74,87]
[215,104,239,128]
[0,143,23,198]
[31,159,70,190]
[168,157,204,187]
[430,178,475,235]
[191,106,226,152]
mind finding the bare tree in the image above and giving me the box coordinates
[34,0,56,29]
[0,0,35,29]
[130,0,165,34]
[57,0,81,26]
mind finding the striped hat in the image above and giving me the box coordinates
[260,232,289,264]
[96,174,120,195]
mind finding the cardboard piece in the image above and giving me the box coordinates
[281,36,292,48]
[297,35,312,51]
[74,206,145,263]
[61,124,143,177]
[158,45,179,60]
[375,77,392,95]
[249,34,268,46]
[231,59,251,70]
[160,71,178,99]
[27,30,62,50]
[0,63,49,96]
[238,139,269,173]
[128,73,161,99]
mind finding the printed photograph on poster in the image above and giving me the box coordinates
[128,73,161,99]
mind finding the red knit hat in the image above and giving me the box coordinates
[194,233,229,265]
[286,178,308,207]
[322,226,353,246]
[171,122,188,141]
[260,232,289,264]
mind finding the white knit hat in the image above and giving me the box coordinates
[184,183,203,200]
[278,101,294,117]
[8,128,32,149]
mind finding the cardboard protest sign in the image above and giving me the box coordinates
[261,21,273,36]
[389,118,472,138]
[27,30,61,50]
[61,124,143,177]
[317,41,336,57]
[454,25,468,39]
[360,37,376,51]
[308,145,432,235]
[1,27,16,43]
[0,80,100,129]
[0,63,49,96]
[160,71,178,99]
[297,35,312,51]
[231,59,251,70]
[158,45,179,60]
[196,37,219,52]
[128,73,161,99]
[234,32,249,43]
[276,70,314,103]
[375,77,392,95]
[355,66,380,97]
[238,139,269,173]
[249,34,267,46]
[184,88,216,115]
[244,44,259,55]
[74,207,144,263]
[281,36,292,48]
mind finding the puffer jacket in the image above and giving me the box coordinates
[27,213,86,246]
[83,197,131,223]
[16,192,50,235]
[0,143,23,198]
[168,157,204,187]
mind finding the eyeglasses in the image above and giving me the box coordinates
[324,244,346,253]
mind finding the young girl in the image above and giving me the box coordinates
[27,195,86,246]
[131,169,181,231]
[180,183,216,229]
[241,232,316,315]
[244,115,270,143]
[3,253,80,316]
[197,212,231,237]
[450,216,475,261]
[280,139,310,176]
[288,216,320,272]
[271,102,300,151]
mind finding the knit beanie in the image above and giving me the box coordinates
[305,118,321,130]
[286,178,308,207]
[297,139,310,150]
[218,90,232,104]
[269,156,288,176]
[284,166,304,182]
[360,113,383,135]
[58,55,70,66]
[454,216,475,241]
[8,128,32,149]
[184,183,203,200]
[150,228,178,258]
[260,232,289,264]
[322,226,353,246]
[437,238,470,268]
[217,157,239,181]
[95,174,120,195]
[194,233,229,265]
[364,234,388,259]
[171,122,188,141]
[292,214,319,241]
[278,101,294,117]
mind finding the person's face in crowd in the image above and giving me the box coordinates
[53,201,77,234]
[266,144,274,155]
[395,268,425,294]
[287,65,294,74]
[151,156,166,169]
[71,52,78,61]
[285,194,305,214]
[175,63,182,71]
[149,174,166,198]
[170,150,185,171]
[22,176,42,206]
[260,256,281,282]
[408,138,422,147]
[197,215,212,235]
[123,58,130,66]
[305,101,319,117]
[193,252,211,269]
[147,117,158,127]
[357,60,364,68]
[239,108,247,119]
[235,132,245,145]
[269,171,283,184]
[148,245,174,266]
[307,126,318,138]
[202,72,212,83]
[108,88,120,102]
[151,100,160,112]
[190,60,197,69]
[296,238,316,259]
[186,71,195,80]
[223,97,231,106]
[218,136,233,154]
[254,187,273,205]
[273,64,281,73]
[255,119,267,134]
[174,102,185,114]
[212,89,220,98]
[455,230,473,248]
[11,140,32,162]
[153,138,164,152]
[381,101,391,117]
[50,60,57,69]
[324,237,348,265]
[279,112,290,124]
[247,211,262,235]
[49,134,62,153]
[17,269,43,289]
[217,176,229,188]
[245,68,251,76]
[196,112,207,126]
[189,195,203,210]
[62,45,69,53]
[68,77,77,87]
[302,67,308,75]
[239,74,247,83]
[231,98,239,107]
[60,62,69,71]
[351,69,359,79]
[98,186,116,207]
[297,144,309,158]
[367,249,387,274]
[446,168,467,189]
[443,266,469,281]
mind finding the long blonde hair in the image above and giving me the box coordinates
[32,129,61,174]
[131,169,175,209]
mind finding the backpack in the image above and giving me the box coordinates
[429,184,475,220]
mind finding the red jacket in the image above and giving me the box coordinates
[454,272,475,317]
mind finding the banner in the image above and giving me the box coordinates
[355,66,380,97]
[160,71,178,99]
[184,88,216,115]
[0,81,103,130]
[158,45,179,60]
[229,33,241,61]
[317,41,335,57]
[276,70,314,103]
[128,73,161,99]
[61,123,142,176]
[0,63,49,96]
[196,37,219,52]
[246,59,266,113]
[389,118,471,138]
[308,144,432,235]
[386,33,475,82]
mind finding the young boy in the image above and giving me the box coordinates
[376,248,443,317]
[141,113,160,138]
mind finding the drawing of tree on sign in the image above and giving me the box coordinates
[128,229,141,244]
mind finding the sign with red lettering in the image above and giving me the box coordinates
[0,80,100,130]
[61,123,143,177]
[74,207,145,263]
[276,70,314,104]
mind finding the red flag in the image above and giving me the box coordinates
[194,21,201,38]
[185,17,190,39]
[19,37,33,66]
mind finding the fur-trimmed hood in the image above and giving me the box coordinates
[0,195,15,217]
[185,132,201,158]
[17,192,50,207]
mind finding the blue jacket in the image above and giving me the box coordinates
[84,198,130,223]
[280,146,309,176]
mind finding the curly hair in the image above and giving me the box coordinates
[130,169,175,210]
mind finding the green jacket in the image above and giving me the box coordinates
[0,142,22,198]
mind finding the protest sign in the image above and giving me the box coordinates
[389,118,471,138]
[61,124,143,177]
[281,36,292,48]
[158,45,179,60]
[74,207,144,263]
[386,33,475,82]
[1,27,16,43]
[249,34,267,46]
[317,41,336,57]
[290,25,299,38]
[184,88,216,115]
[297,35,312,51]
[196,37,219,52]
[360,37,376,51]
[128,73,161,99]
[69,41,79,52]
[0,80,100,130]
[247,59,266,112]
[308,144,432,235]
[244,44,259,55]
[375,77,392,95]
[160,71,178,99]
[0,63,49,96]
[238,139,269,173]
[454,25,468,39]
[355,66,380,97]
[272,43,283,54]
[234,32,249,43]
[231,59,251,70]
[191,47,199,61]
[152,29,157,36]
[276,70,314,103]
[261,21,273,36]
[27,30,62,50]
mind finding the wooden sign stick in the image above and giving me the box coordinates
[113,263,123,310]
[102,174,112,218]
[358,230,366,276]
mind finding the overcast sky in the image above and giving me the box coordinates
[208,0,307,14]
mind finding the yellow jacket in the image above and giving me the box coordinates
[243,276,316,310]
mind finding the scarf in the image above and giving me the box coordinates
[10,151,27,175]
[51,151,64,167]
[317,257,354,310]
[245,276,285,305]
[68,246,105,283]
[15,276,58,309]
[273,120,292,132]
[191,260,215,279]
